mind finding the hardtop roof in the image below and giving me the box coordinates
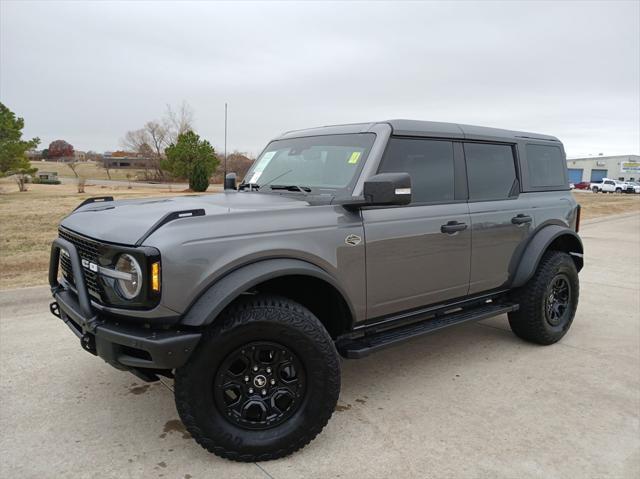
[277,119,559,143]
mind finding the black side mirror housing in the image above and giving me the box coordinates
[339,172,412,209]
[224,172,237,190]
[363,172,412,206]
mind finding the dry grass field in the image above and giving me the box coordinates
[30,160,147,181]
[573,190,640,219]
[0,184,638,289]
[0,181,218,289]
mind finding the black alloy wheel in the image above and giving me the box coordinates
[213,341,306,430]
[545,274,571,327]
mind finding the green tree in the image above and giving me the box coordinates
[0,102,40,191]
[163,131,218,192]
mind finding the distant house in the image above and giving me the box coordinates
[36,171,60,184]
[74,151,86,162]
[102,152,152,169]
[26,149,43,161]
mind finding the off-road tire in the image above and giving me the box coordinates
[508,251,579,345]
[174,294,341,462]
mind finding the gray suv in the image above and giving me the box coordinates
[49,120,583,461]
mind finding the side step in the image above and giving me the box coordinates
[336,302,519,359]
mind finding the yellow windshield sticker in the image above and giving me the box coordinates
[348,151,361,164]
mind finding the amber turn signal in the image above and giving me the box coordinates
[151,262,161,292]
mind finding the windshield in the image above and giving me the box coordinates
[243,133,376,194]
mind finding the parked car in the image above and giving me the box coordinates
[48,120,583,461]
[573,181,591,190]
[626,181,640,193]
[591,178,628,193]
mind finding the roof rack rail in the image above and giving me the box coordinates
[514,135,558,142]
[74,196,114,211]
[135,209,206,246]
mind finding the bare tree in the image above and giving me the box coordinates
[67,160,80,178]
[14,174,29,192]
[165,101,194,143]
[121,102,194,181]
[100,158,112,180]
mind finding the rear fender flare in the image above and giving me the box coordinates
[511,225,583,288]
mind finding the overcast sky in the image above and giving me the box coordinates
[1,0,639,158]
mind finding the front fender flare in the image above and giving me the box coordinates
[181,258,355,327]
[511,225,583,288]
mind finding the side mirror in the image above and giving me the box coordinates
[363,172,412,206]
[224,172,237,190]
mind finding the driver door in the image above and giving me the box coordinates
[363,138,471,319]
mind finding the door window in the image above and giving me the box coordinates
[378,138,455,204]
[464,143,517,201]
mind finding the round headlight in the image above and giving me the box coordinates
[114,254,142,299]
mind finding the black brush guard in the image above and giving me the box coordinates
[49,237,201,379]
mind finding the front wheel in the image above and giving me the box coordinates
[174,294,340,462]
[508,251,579,345]
[591,187,599,193]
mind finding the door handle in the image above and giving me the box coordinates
[441,221,468,234]
[511,214,532,225]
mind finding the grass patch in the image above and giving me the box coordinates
[0,181,218,289]
[30,160,147,181]
[574,190,640,220]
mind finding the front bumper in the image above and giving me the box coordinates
[49,237,201,378]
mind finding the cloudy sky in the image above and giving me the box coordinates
[1,0,638,158]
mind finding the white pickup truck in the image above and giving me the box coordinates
[590,178,630,193]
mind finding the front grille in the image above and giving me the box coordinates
[58,228,104,301]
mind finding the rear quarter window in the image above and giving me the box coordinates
[526,144,566,188]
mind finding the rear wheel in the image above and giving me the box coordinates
[174,294,340,462]
[591,186,599,193]
[508,251,579,345]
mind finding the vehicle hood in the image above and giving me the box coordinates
[60,192,311,245]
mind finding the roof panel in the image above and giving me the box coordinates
[274,119,559,142]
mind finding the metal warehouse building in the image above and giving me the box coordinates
[566,155,640,183]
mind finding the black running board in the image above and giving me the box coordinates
[336,302,519,359]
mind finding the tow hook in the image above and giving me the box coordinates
[81,333,97,355]
[49,302,61,318]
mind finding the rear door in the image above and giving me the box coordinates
[464,142,533,294]
[362,137,471,319]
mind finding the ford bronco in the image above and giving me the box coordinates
[49,120,583,461]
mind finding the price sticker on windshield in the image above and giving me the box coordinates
[348,151,361,164]
[248,151,276,183]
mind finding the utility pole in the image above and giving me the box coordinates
[224,102,228,178]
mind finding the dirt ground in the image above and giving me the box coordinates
[0,183,638,289]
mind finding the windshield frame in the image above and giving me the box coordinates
[242,132,377,198]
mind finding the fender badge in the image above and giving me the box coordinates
[345,234,362,246]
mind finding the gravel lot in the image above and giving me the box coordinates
[0,213,638,478]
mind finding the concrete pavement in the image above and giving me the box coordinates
[1,214,638,478]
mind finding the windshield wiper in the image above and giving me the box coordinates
[238,182,260,191]
[269,184,312,192]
